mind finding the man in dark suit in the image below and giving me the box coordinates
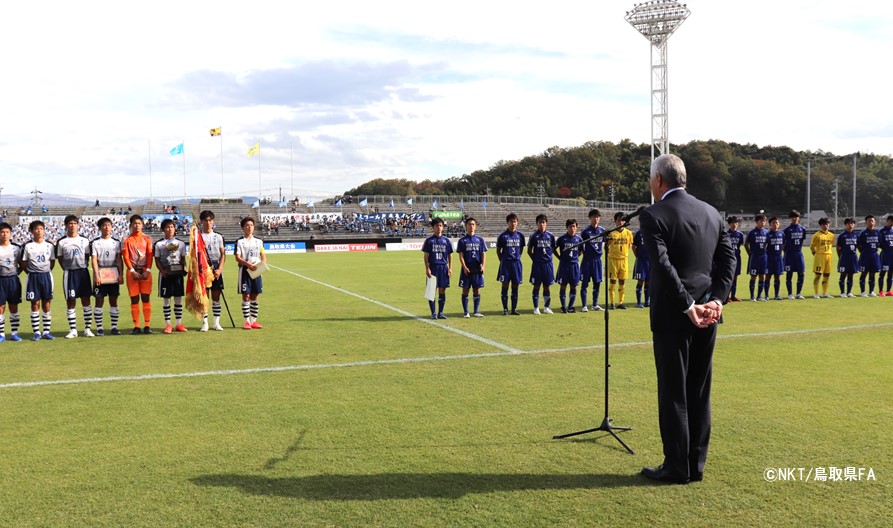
[638,154,736,484]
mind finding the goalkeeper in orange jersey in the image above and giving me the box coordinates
[122,214,154,334]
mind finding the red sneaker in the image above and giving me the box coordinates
[163,324,173,334]
[175,323,188,332]
[880,291,887,297]
[250,321,263,329]
[243,322,252,330]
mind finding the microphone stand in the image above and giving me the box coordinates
[553,220,634,454]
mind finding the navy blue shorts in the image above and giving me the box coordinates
[158,273,185,298]
[784,252,805,273]
[529,261,555,286]
[25,272,54,302]
[767,254,784,276]
[94,283,121,298]
[0,275,22,305]
[859,253,881,273]
[497,260,523,285]
[458,270,484,289]
[238,267,264,295]
[62,268,93,300]
[633,258,651,281]
[210,261,225,291]
[556,261,581,286]
[882,251,893,272]
[838,254,858,274]
[581,258,603,284]
[748,255,768,276]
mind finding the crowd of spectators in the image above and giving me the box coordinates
[10,214,193,244]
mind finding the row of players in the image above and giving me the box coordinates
[729,211,893,300]
[0,211,267,342]
[422,210,645,318]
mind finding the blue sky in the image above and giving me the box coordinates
[1,0,891,203]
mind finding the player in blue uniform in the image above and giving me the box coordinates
[782,210,807,299]
[457,217,486,318]
[766,217,785,300]
[422,217,453,319]
[857,214,881,297]
[555,219,583,313]
[879,215,893,296]
[744,214,769,301]
[836,217,859,297]
[725,216,745,302]
[632,227,650,308]
[528,214,556,315]
[579,209,605,311]
[496,213,525,315]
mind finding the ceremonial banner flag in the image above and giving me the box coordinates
[170,143,184,156]
[247,143,260,156]
[210,127,221,136]
[185,225,213,320]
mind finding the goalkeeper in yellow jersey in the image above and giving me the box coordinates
[809,217,835,298]
[606,211,633,309]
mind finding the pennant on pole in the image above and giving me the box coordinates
[210,127,221,136]
[170,143,184,156]
[247,143,260,156]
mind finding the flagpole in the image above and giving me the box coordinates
[148,139,153,202]
[258,141,262,206]
[290,139,294,199]
[220,132,224,198]
[182,140,187,199]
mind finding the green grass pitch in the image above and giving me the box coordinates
[0,251,889,527]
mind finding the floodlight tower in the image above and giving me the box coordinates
[625,1,690,161]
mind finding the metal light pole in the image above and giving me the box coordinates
[625,1,691,162]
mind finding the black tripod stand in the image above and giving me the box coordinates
[553,220,634,454]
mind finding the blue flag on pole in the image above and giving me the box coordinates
[335,199,342,207]
[406,198,413,206]
[460,199,464,210]
[482,199,487,209]
[360,198,368,207]
[432,199,438,209]
[170,143,184,156]
[279,200,286,207]
[307,200,315,208]
[251,200,259,208]
[389,199,394,209]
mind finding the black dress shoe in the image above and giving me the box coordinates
[690,471,703,482]
[641,465,689,484]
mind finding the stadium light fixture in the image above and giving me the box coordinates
[625,1,690,162]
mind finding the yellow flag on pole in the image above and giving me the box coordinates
[210,127,221,136]
[247,143,259,156]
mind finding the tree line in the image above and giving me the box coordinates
[343,139,893,216]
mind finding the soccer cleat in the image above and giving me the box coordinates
[617,304,627,310]
[543,307,554,314]
[750,298,757,302]
[164,325,173,334]
[131,327,142,335]
[581,305,588,312]
[65,330,78,339]
[774,296,782,301]
[869,292,879,297]
[840,294,848,298]
[95,329,105,336]
[9,334,22,342]
[464,313,470,318]
[567,306,576,313]
[503,310,508,316]
[608,304,615,310]
[533,308,541,315]
[212,323,223,331]
[787,295,795,300]
[644,302,650,307]
[847,293,855,298]
[243,322,253,330]
[0,335,5,343]
[636,303,645,309]
[510,310,521,316]
[823,294,832,299]
[84,328,95,338]
[33,333,41,341]
[796,294,805,299]
[814,294,820,299]
[436,314,447,320]
[42,332,54,340]
[176,324,189,332]
[593,305,604,311]
[143,326,152,334]
[473,312,484,317]
[110,328,122,336]
[888,291,893,296]
[199,321,209,332]
[251,321,264,328]
[880,291,887,297]
[860,292,869,297]
[560,307,567,314]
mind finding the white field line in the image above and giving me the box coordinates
[2,263,891,391]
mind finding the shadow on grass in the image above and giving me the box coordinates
[190,472,652,500]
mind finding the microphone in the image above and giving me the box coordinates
[621,206,647,223]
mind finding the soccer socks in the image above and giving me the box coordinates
[461,295,469,314]
[94,307,104,331]
[242,301,251,322]
[30,311,40,334]
[749,279,756,299]
[644,284,649,304]
[212,301,222,325]
[729,279,738,299]
[437,294,445,315]
[822,276,830,295]
[110,307,119,330]
[473,294,481,314]
[10,312,19,335]
[0,314,4,335]
[501,288,509,310]
[532,285,540,309]
[130,304,140,326]
[773,278,781,298]
[609,283,616,305]
[163,298,172,324]
[635,286,642,305]
[82,305,92,330]
[250,301,259,322]
[592,283,601,306]
[846,275,854,295]
[67,309,77,331]
[785,271,794,296]
[618,284,626,305]
[559,291,566,310]
[797,272,805,295]
[814,275,822,296]
[510,286,519,312]
[142,303,151,327]
[580,285,587,306]
[569,287,577,309]
[543,294,551,309]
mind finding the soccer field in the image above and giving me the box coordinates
[0,251,889,527]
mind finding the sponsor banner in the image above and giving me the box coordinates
[349,243,378,252]
[264,242,307,254]
[431,210,463,220]
[261,213,343,223]
[385,242,425,251]
[315,244,350,253]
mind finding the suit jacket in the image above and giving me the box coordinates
[639,188,736,332]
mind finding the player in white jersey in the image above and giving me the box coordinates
[56,215,94,338]
[198,210,227,331]
[0,222,24,341]
[154,218,188,334]
[90,217,124,336]
[20,220,56,340]
[234,217,266,330]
